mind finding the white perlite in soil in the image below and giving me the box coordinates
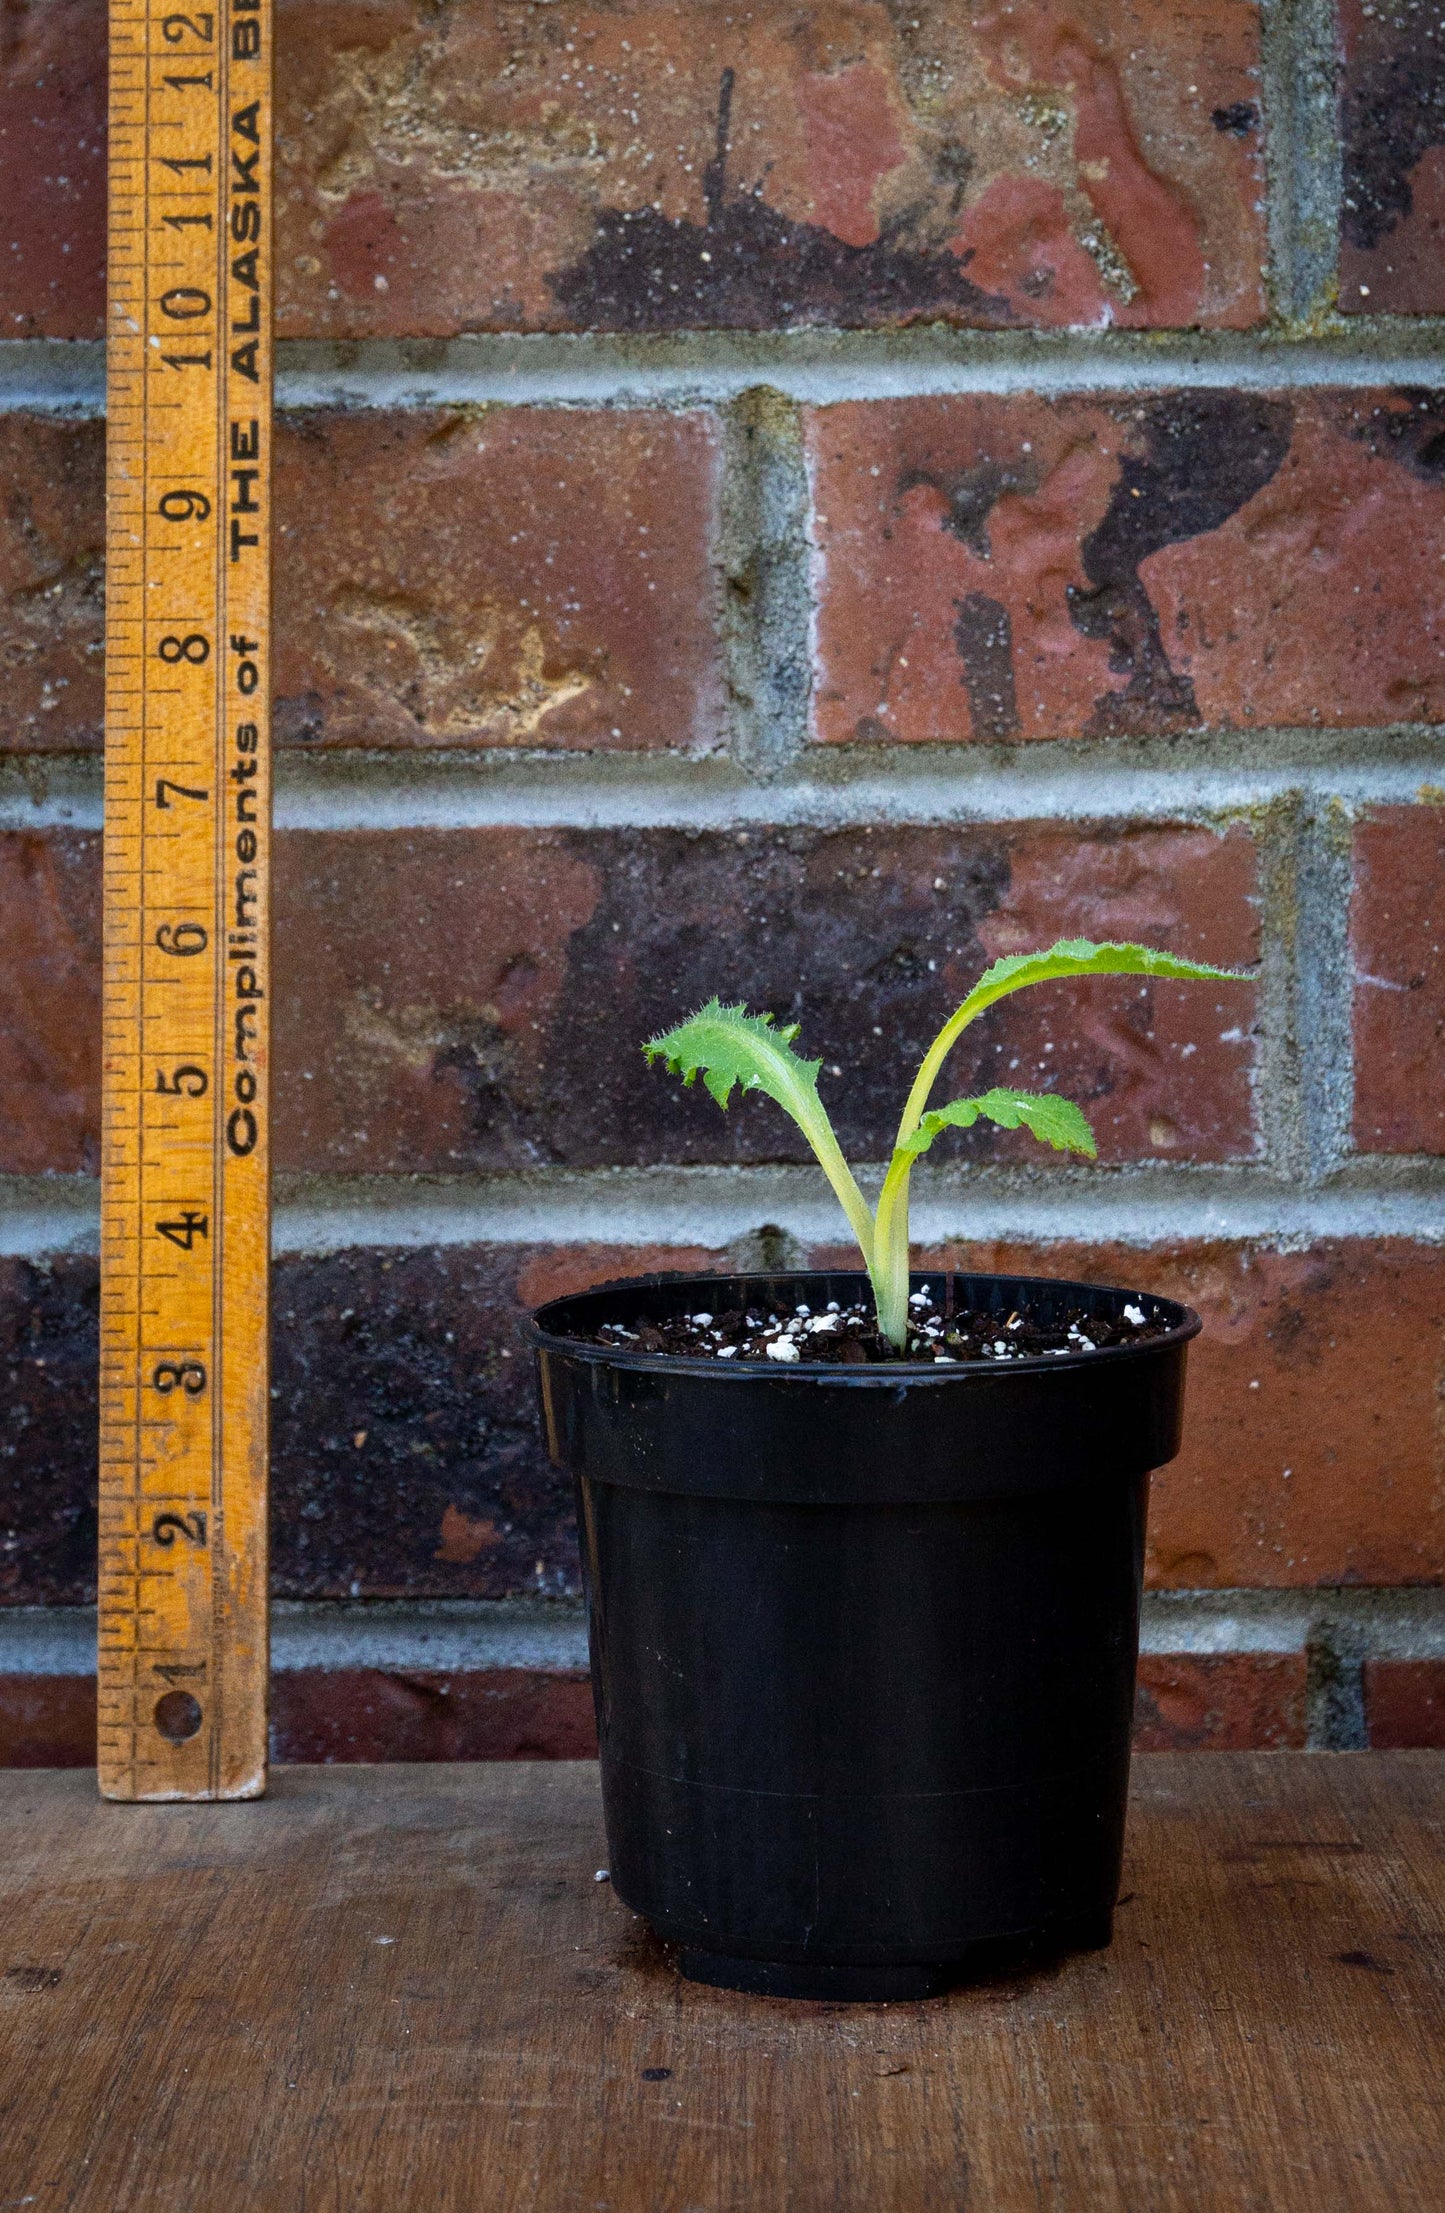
[585,1285,1169,1367]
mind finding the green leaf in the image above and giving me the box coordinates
[643,998,823,1115]
[900,1088,1098,1162]
[960,938,1245,1024]
[645,1000,877,1263]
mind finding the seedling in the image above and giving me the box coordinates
[645,938,1243,1351]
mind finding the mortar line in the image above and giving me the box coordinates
[7,326,1445,414]
[4,733,1444,836]
[717,387,812,775]
[1296,796,1358,1178]
[3,1589,1442,1677]
[1261,0,1344,324]
[5,1160,1445,1259]
[1254,795,1310,1183]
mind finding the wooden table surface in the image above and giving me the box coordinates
[0,1756,1441,2212]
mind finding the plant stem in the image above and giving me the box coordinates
[870,1153,913,1348]
[871,984,999,1348]
[798,1100,877,1272]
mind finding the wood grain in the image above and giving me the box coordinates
[0,1756,1441,2209]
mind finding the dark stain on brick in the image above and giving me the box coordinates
[0,1246,577,1607]
[274,689,326,745]
[1355,387,1445,479]
[952,593,1019,740]
[900,454,1044,559]
[542,827,1012,1166]
[0,1259,98,1607]
[1342,2,1445,251]
[270,1248,576,1600]
[1069,394,1293,735]
[1133,1675,1209,1750]
[431,1011,541,1152]
[1211,101,1259,138]
[548,70,1011,332]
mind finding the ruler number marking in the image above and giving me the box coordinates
[154,1211,208,1250]
[152,1511,208,1548]
[155,921,208,955]
[152,1358,207,1393]
[155,1064,208,1095]
[103,0,271,1802]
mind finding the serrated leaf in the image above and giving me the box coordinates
[643,998,822,1114]
[644,1000,876,1261]
[960,938,1244,1025]
[899,1087,1098,1162]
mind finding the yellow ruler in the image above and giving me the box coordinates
[100,0,272,1799]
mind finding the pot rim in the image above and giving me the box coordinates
[521,1268,1202,1385]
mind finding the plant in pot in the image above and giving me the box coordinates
[524,940,1241,2000]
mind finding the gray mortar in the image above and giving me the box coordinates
[1254,794,1309,1183]
[5,1159,1445,1260]
[717,387,812,776]
[1296,799,1359,1180]
[10,731,1444,836]
[1306,1623,1370,1750]
[262,325,1445,403]
[1262,0,1346,325]
[8,326,1445,416]
[3,1590,1440,1691]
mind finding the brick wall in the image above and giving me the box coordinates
[2,0,1443,1761]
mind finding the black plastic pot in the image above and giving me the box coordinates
[525,1270,1201,2001]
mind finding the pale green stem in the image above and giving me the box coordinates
[869,988,997,1348]
[870,1151,914,1348]
[794,1098,877,1273]
[735,1029,877,1271]
[872,952,1238,1347]
[893,989,992,1155]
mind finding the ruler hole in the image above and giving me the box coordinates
[154,1691,204,1743]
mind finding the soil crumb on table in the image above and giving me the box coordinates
[578,1286,1172,1366]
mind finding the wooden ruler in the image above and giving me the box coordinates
[100,0,272,1800]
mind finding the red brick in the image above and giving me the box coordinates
[0,0,106,338]
[0,814,1263,1175]
[0,1244,721,1608]
[898,1239,1445,1590]
[513,1246,723,1311]
[269,1668,596,1762]
[0,0,1270,344]
[272,823,1257,1175]
[0,411,723,756]
[0,834,100,1175]
[268,1243,729,1602]
[1133,1654,1307,1750]
[0,1675,95,1767]
[0,416,105,753]
[1351,807,1445,1154]
[262,0,1265,339]
[1339,0,1445,315]
[0,0,1267,342]
[273,410,723,752]
[1,1259,95,1607]
[2,1236,1441,1610]
[0,1652,1333,1767]
[809,390,1445,743]
[1363,1659,1445,1749]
